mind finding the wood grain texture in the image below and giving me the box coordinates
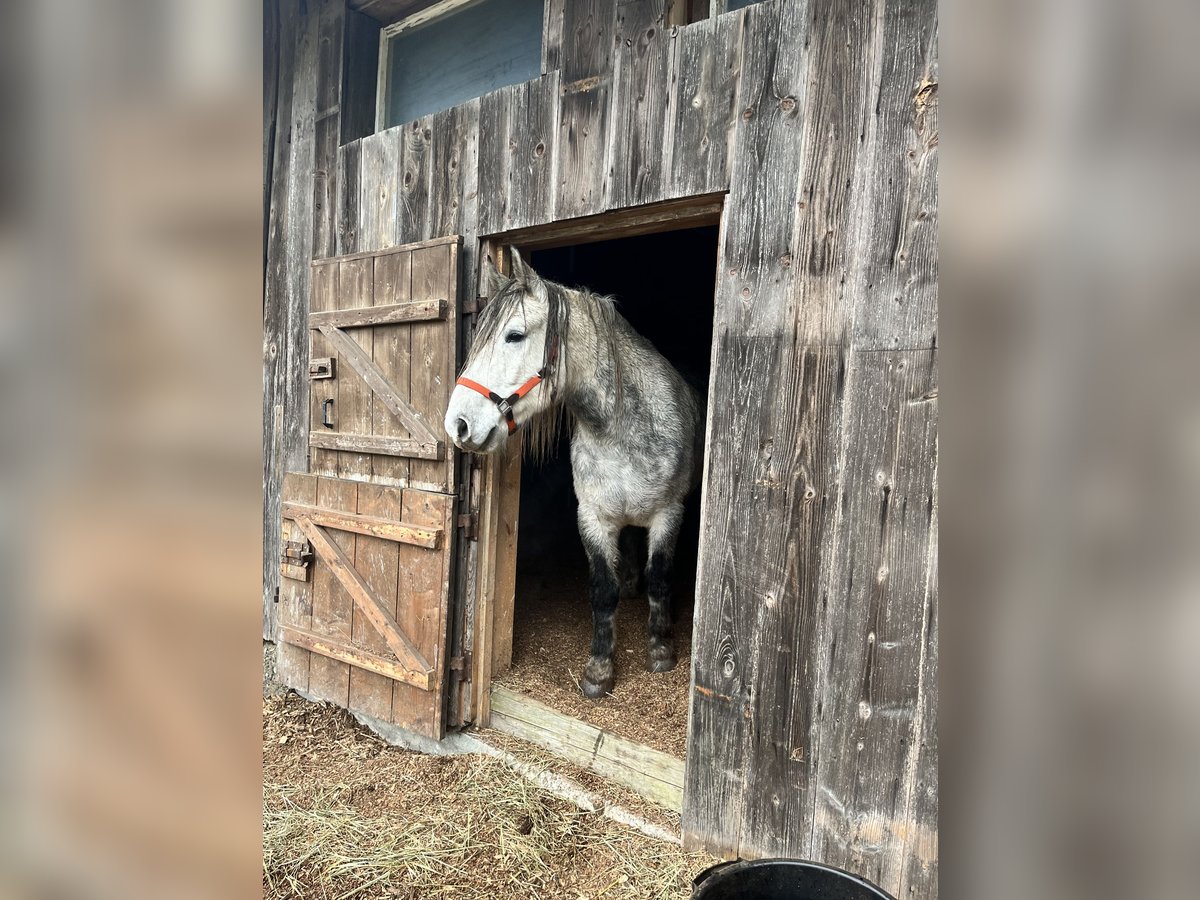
[490,685,685,810]
[606,0,675,209]
[335,138,362,254]
[398,116,434,243]
[309,260,340,477]
[335,257,376,479]
[307,476,357,706]
[541,0,565,72]
[309,431,442,460]
[408,241,459,490]
[371,250,413,483]
[309,298,445,328]
[283,501,442,548]
[277,472,318,690]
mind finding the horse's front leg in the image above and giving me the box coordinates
[578,509,622,699]
[646,503,684,673]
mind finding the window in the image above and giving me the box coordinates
[377,0,543,131]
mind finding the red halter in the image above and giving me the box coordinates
[455,370,545,434]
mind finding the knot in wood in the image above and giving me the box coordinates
[534,141,545,157]
[742,107,754,120]
[780,96,796,113]
[740,287,751,299]
[779,253,793,268]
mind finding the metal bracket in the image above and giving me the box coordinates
[457,512,478,541]
[309,357,335,379]
[280,537,313,581]
[449,652,473,680]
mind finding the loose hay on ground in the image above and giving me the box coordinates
[495,563,693,759]
[263,690,713,899]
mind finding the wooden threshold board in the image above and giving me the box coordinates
[488,684,685,811]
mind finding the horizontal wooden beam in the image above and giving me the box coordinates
[311,232,461,266]
[492,193,726,252]
[279,625,433,691]
[308,299,445,328]
[292,516,434,682]
[489,685,685,811]
[283,502,441,549]
[309,431,444,460]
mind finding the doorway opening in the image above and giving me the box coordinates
[487,223,719,763]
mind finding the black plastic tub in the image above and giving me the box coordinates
[692,859,895,900]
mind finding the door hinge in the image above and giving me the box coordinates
[457,512,478,541]
[449,652,473,680]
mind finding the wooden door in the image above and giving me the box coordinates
[307,235,460,492]
[275,235,463,739]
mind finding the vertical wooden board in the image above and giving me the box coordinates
[476,85,514,235]
[491,434,523,675]
[848,0,938,350]
[358,130,400,252]
[607,1,674,209]
[309,261,339,477]
[669,11,743,199]
[341,9,381,144]
[392,488,455,738]
[554,85,611,221]
[308,476,358,706]
[311,0,345,260]
[807,349,937,894]
[560,0,615,82]
[371,251,413,485]
[428,106,465,238]
[349,481,405,722]
[542,0,565,72]
[505,74,559,230]
[715,0,809,338]
[409,242,457,490]
[277,472,319,691]
[336,257,375,479]
[398,116,433,243]
[336,139,362,255]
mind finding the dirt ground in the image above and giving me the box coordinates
[263,646,714,899]
[495,562,694,759]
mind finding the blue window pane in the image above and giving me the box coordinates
[385,0,544,128]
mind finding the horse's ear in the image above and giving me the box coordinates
[509,248,541,287]
[482,255,507,296]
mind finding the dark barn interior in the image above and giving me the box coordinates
[494,226,719,758]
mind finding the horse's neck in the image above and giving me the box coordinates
[561,310,627,439]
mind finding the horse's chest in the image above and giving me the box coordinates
[571,440,674,525]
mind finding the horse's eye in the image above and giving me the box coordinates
[504,331,525,344]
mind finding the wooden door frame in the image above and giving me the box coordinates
[466,192,726,728]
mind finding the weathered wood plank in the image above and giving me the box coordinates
[309,261,340,477]
[295,514,435,683]
[335,139,362,255]
[311,0,346,260]
[503,192,723,251]
[807,348,938,894]
[607,0,675,209]
[334,258,375,479]
[341,9,381,143]
[560,0,615,83]
[358,129,400,252]
[392,488,456,737]
[505,74,559,230]
[476,83,514,235]
[541,0,565,72]
[283,502,442,548]
[349,481,405,717]
[399,116,433,243]
[668,10,743,199]
[408,242,458,490]
[281,625,431,692]
[309,298,445,328]
[490,433,522,675]
[307,476,357,706]
[309,431,443,461]
[371,250,413,484]
[277,472,318,690]
[490,685,685,810]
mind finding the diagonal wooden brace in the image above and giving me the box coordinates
[292,516,434,689]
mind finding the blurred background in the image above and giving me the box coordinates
[0,0,1195,897]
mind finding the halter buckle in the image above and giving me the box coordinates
[495,398,513,417]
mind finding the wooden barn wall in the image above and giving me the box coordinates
[265,0,937,894]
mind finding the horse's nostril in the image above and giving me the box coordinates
[456,417,470,441]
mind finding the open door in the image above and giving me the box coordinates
[276,236,461,739]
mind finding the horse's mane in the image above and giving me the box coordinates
[468,272,623,463]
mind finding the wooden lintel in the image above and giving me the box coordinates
[308,299,445,329]
[309,431,444,461]
[283,502,441,549]
[279,625,433,691]
[292,516,434,681]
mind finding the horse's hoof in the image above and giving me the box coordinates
[581,657,614,699]
[648,643,677,673]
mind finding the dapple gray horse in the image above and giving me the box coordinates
[444,251,703,698]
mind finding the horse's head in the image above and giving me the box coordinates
[444,251,560,454]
